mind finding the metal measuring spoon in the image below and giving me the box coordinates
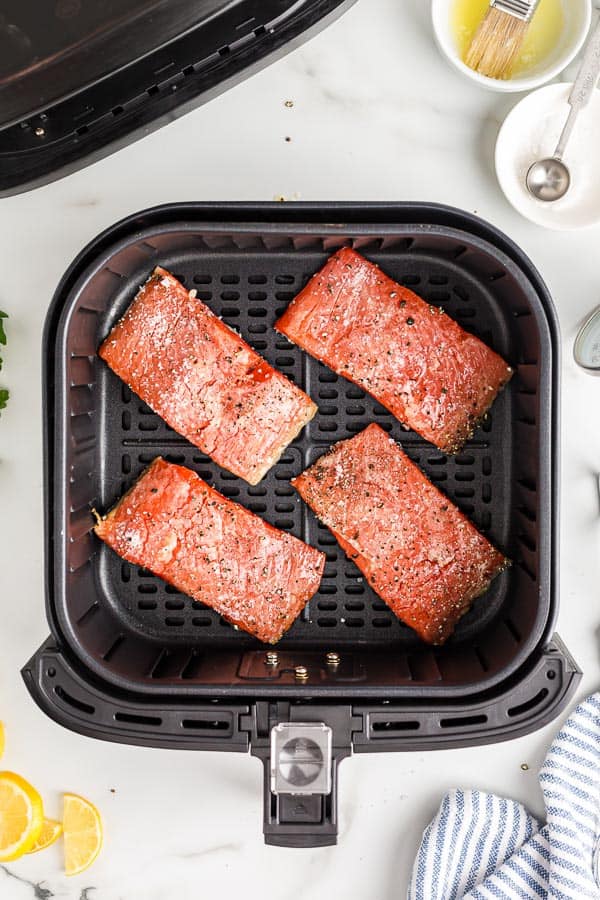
[526,19,600,202]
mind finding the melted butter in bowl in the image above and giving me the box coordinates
[431,0,591,92]
[452,0,564,76]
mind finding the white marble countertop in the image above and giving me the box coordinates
[2,1,600,897]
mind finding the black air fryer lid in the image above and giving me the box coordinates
[0,0,356,196]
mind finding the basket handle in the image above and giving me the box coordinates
[256,744,349,848]
[247,711,354,848]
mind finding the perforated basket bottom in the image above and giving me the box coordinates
[92,244,515,651]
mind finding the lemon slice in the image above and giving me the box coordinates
[0,772,44,861]
[63,793,103,876]
[27,817,63,854]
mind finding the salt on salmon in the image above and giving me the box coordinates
[276,247,512,454]
[94,458,326,644]
[292,424,508,645]
[99,267,317,485]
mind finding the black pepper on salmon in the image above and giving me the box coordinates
[276,247,513,454]
[292,424,508,645]
[94,458,326,644]
[99,267,317,485]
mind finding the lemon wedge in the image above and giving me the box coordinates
[63,793,103,876]
[27,817,63,854]
[0,772,44,861]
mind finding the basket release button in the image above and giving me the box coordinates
[270,722,333,796]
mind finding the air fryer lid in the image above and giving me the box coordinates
[0,0,234,130]
[0,0,357,196]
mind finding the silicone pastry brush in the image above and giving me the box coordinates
[466,0,541,80]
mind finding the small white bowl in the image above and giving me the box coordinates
[431,0,591,92]
[495,82,600,229]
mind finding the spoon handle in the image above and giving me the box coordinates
[569,18,600,112]
[555,19,600,159]
[554,105,578,159]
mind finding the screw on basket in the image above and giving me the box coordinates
[326,651,340,668]
[295,665,309,682]
[34,127,46,137]
[265,651,279,667]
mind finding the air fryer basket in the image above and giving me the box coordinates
[25,203,580,847]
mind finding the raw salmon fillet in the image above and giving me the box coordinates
[292,424,507,645]
[94,458,325,644]
[99,267,317,485]
[276,247,512,454]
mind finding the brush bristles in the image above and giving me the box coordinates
[465,7,529,80]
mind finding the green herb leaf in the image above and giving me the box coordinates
[0,311,7,347]
[0,389,8,411]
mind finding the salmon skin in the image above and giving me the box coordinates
[94,458,325,644]
[276,247,512,454]
[99,267,317,485]
[292,424,508,645]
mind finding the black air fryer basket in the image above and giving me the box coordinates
[24,202,580,848]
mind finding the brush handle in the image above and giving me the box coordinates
[555,19,600,159]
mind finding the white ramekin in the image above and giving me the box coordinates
[495,82,600,228]
[431,0,592,92]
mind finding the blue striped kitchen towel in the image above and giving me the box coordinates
[408,693,600,899]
